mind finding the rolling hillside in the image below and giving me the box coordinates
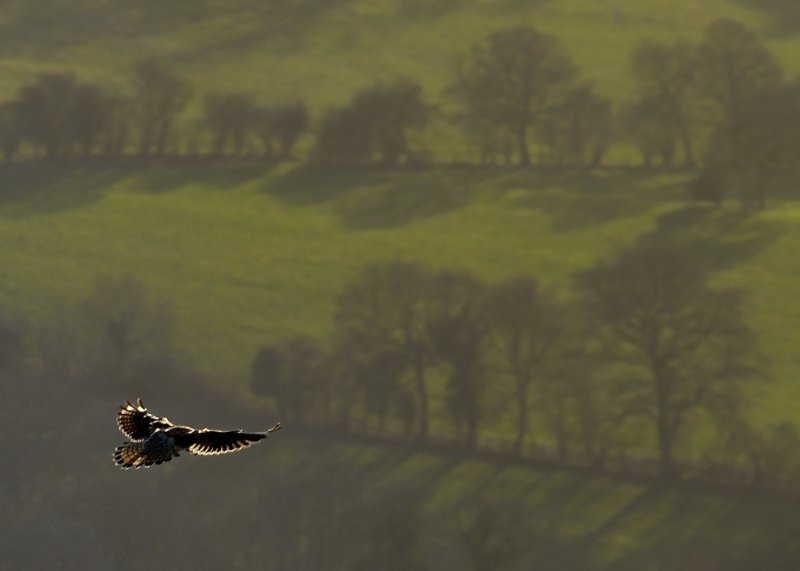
[3,3,800,569]
[0,0,799,111]
[2,163,799,428]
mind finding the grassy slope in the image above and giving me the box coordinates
[1,164,799,428]
[1,3,800,566]
[0,165,681,374]
[0,1,796,415]
[0,1,793,107]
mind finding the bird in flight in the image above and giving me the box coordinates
[114,399,282,469]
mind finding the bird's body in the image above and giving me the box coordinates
[113,399,281,469]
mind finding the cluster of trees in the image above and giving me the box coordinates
[625,18,800,209]
[0,60,309,161]
[3,19,798,195]
[250,238,790,485]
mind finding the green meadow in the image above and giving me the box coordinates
[1,0,799,107]
[2,163,799,427]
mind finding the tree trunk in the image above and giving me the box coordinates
[512,378,530,455]
[678,122,695,168]
[413,354,429,441]
[516,123,531,166]
[156,118,172,156]
[654,378,675,479]
[656,416,674,478]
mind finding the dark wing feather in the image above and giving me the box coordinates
[185,429,270,456]
[117,399,172,441]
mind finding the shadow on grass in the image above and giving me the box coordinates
[0,161,118,218]
[294,433,800,570]
[498,167,691,232]
[605,489,800,570]
[263,165,492,229]
[650,204,787,271]
[265,164,694,232]
[133,159,276,193]
[0,157,277,217]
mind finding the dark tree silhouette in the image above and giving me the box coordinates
[272,100,309,159]
[732,80,800,210]
[202,91,257,156]
[13,72,112,157]
[253,100,309,160]
[334,261,436,439]
[251,336,325,423]
[428,270,489,449]
[695,18,783,167]
[629,40,698,167]
[455,114,515,165]
[313,79,429,164]
[100,95,132,156]
[346,346,412,433]
[15,72,78,157]
[487,277,561,454]
[131,59,192,156]
[577,237,763,478]
[70,82,114,156]
[539,83,612,166]
[448,26,575,166]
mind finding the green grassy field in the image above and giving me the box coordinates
[1,163,799,427]
[0,0,798,114]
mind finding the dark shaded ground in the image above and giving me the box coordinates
[3,361,800,571]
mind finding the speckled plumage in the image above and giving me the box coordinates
[113,399,281,469]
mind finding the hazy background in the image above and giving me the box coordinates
[2,1,800,569]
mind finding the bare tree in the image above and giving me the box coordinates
[629,40,698,167]
[539,83,613,166]
[487,277,561,454]
[132,59,192,156]
[253,100,309,160]
[695,18,783,167]
[272,100,309,159]
[731,80,800,210]
[576,237,763,478]
[202,91,257,156]
[428,270,489,449]
[334,261,437,440]
[448,26,575,166]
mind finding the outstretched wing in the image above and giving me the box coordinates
[186,424,282,456]
[117,399,172,441]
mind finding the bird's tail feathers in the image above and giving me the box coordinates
[114,439,174,469]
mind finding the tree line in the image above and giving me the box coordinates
[0,240,793,490]
[247,235,800,488]
[1,19,798,204]
[0,268,798,569]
